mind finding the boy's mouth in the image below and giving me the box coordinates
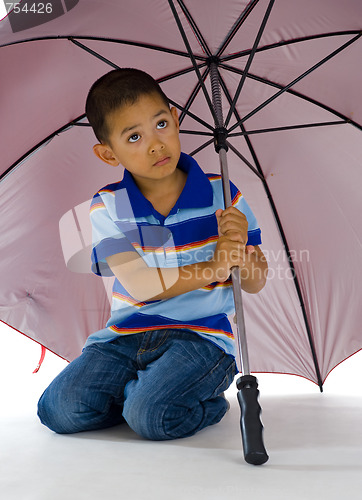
[153,156,170,166]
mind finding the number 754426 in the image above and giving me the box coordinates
[5,3,53,14]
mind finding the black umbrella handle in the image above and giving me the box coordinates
[237,375,269,465]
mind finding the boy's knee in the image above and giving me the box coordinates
[123,389,205,441]
[122,388,169,440]
[37,391,60,433]
[123,386,229,441]
[37,390,79,434]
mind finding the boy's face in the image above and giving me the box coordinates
[93,93,181,190]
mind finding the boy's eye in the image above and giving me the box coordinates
[157,120,167,129]
[128,134,140,143]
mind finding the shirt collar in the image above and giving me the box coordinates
[116,152,214,219]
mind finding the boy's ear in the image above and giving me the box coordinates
[93,143,120,167]
[170,106,180,131]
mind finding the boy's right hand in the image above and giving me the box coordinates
[210,234,246,282]
[212,208,254,282]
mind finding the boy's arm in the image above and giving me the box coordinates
[105,234,267,302]
[105,230,251,302]
[106,251,217,302]
[237,245,268,294]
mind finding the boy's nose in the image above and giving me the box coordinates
[149,140,165,155]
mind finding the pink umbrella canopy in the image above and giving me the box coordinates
[0,0,361,388]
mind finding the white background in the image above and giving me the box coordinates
[1,319,361,500]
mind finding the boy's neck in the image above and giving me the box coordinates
[134,167,187,217]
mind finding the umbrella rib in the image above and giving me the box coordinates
[69,37,121,69]
[70,120,216,138]
[2,30,357,61]
[189,139,214,157]
[1,103,216,184]
[178,67,210,125]
[156,63,208,84]
[69,38,208,84]
[220,30,362,63]
[179,130,213,136]
[219,75,324,389]
[254,166,325,391]
[168,98,214,131]
[176,0,212,57]
[0,114,86,183]
[228,120,347,137]
[219,73,264,181]
[167,0,219,125]
[226,142,264,181]
[220,63,362,132]
[0,34,206,61]
[224,0,275,128]
[216,0,261,57]
[2,99,215,184]
[70,37,213,133]
[227,32,362,133]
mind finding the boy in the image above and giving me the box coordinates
[37,68,267,440]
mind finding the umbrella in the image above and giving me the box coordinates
[1,0,362,459]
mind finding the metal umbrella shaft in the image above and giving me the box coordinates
[210,61,250,375]
[218,147,250,376]
[210,62,268,466]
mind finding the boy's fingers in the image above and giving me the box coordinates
[246,245,255,254]
[216,207,245,222]
[222,206,240,215]
[224,231,245,243]
[218,210,248,232]
[215,209,223,237]
[216,209,249,247]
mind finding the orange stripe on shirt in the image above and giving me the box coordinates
[109,323,234,339]
[232,190,243,206]
[90,202,106,214]
[112,292,147,307]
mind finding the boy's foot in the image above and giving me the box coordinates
[220,392,230,412]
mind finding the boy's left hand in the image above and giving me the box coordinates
[215,207,255,255]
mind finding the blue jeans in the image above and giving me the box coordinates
[37,329,236,440]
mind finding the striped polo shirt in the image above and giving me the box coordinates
[84,152,262,359]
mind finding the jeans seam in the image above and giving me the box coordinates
[146,331,171,353]
[137,330,171,355]
[137,330,150,356]
[211,359,236,397]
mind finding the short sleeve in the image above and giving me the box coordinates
[230,181,262,246]
[89,193,135,276]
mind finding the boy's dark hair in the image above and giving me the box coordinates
[85,68,170,145]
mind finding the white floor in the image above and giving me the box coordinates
[1,322,362,500]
